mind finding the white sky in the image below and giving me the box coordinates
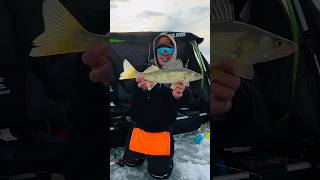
[110,0,210,62]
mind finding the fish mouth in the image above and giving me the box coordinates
[284,41,298,55]
[264,43,298,62]
[282,45,297,58]
[290,43,298,54]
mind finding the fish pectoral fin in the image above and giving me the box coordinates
[170,83,175,90]
[143,65,159,73]
[170,83,179,90]
[233,62,254,80]
[147,81,157,91]
[170,80,189,89]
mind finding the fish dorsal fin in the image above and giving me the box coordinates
[143,65,159,73]
[240,0,250,23]
[163,58,184,70]
[211,0,234,23]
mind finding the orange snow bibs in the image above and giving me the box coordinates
[129,127,171,156]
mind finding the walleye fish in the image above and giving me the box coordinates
[211,0,297,79]
[29,0,108,57]
[119,58,203,90]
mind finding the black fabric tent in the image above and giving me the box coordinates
[109,32,206,77]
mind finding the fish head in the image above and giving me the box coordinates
[188,70,203,81]
[253,31,297,63]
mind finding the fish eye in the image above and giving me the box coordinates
[274,40,283,47]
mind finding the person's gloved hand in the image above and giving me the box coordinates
[211,59,241,116]
[82,44,109,84]
[172,80,186,100]
[136,74,149,91]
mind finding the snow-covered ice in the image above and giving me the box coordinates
[110,131,210,180]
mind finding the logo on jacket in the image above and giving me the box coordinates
[168,32,186,38]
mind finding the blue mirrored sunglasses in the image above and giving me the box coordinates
[156,47,174,55]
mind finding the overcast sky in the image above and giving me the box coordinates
[110,0,210,62]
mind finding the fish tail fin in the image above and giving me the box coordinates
[30,0,105,57]
[119,59,138,80]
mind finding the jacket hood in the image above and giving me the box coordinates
[151,33,178,68]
